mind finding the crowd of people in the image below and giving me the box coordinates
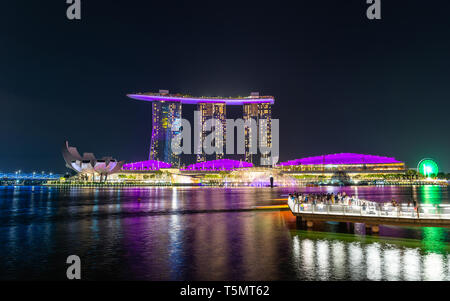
[288,192,370,206]
[288,192,422,216]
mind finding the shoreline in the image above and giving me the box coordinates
[0,182,448,188]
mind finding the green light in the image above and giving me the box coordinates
[417,158,439,177]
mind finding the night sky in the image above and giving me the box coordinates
[1,1,449,173]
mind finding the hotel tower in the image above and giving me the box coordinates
[196,103,227,162]
[127,90,274,166]
[243,100,272,165]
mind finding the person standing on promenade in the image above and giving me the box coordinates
[414,201,420,218]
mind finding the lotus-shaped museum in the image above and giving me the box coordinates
[62,141,124,180]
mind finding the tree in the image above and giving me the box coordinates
[437,172,445,179]
[406,169,418,180]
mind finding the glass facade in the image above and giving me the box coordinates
[149,101,182,166]
[196,103,227,162]
[129,91,274,166]
[243,103,272,166]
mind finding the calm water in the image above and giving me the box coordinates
[0,185,449,280]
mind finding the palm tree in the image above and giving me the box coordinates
[406,169,418,181]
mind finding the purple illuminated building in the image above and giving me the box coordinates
[279,153,403,166]
[243,100,272,165]
[143,93,182,166]
[127,90,275,166]
[127,92,275,106]
[278,153,406,173]
[181,159,253,171]
[122,160,172,171]
[196,102,227,162]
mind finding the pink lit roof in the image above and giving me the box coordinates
[278,153,403,166]
[127,93,274,106]
[181,159,253,171]
[122,160,171,171]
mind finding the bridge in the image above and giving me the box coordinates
[0,172,61,185]
[288,198,450,232]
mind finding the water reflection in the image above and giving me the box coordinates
[332,241,346,279]
[0,185,448,280]
[290,231,449,280]
[424,253,444,280]
[422,227,448,254]
[349,242,364,280]
[384,248,401,280]
[403,249,421,281]
[366,243,381,280]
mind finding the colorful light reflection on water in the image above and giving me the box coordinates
[0,185,448,280]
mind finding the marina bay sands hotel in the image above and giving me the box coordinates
[127,90,274,167]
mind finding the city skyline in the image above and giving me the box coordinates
[1,1,450,173]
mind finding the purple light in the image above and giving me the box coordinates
[278,153,403,166]
[122,160,172,171]
[181,159,253,171]
[127,94,275,106]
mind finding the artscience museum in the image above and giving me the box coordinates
[62,141,124,181]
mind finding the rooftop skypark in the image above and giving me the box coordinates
[127,92,275,105]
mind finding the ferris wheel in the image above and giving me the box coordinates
[417,158,439,178]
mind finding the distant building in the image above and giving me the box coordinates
[62,141,124,181]
[149,100,182,165]
[196,103,227,162]
[122,159,172,171]
[182,159,252,171]
[278,153,406,174]
[243,102,272,165]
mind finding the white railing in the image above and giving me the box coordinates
[288,197,450,220]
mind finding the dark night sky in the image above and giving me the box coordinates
[1,0,449,173]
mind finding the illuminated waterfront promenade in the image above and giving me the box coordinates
[288,197,450,232]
